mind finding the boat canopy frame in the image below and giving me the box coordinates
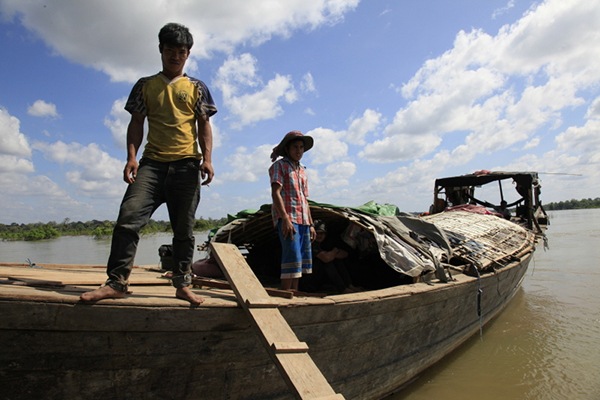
[431,171,547,232]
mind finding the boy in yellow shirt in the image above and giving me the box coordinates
[81,23,217,305]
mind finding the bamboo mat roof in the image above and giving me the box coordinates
[425,211,535,271]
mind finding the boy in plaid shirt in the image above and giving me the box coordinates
[269,131,316,291]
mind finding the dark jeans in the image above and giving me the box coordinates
[106,157,201,292]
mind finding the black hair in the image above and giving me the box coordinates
[159,23,193,50]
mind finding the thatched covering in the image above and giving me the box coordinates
[425,210,535,271]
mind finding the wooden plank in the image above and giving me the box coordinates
[272,342,309,353]
[0,263,129,269]
[210,242,344,400]
[192,277,294,299]
[209,243,278,307]
[313,395,345,400]
[6,277,64,288]
[276,353,343,399]
[0,266,169,286]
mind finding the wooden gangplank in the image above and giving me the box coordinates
[210,242,345,400]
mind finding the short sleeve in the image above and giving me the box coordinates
[190,78,218,118]
[125,76,152,116]
[269,161,284,186]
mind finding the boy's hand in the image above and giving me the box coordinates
[200,160,214,185]
[282,218,296,240]
[310,226,316,242]
[123,159,138,184]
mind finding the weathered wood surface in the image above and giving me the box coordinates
[0,250,532,400]
[211,242,345,400]
[0,264,168,285]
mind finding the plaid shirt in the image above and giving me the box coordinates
[269,157,310,226]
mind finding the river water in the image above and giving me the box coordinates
[1,210,599,399]
[0,231,212,266]
[390,208,600,400]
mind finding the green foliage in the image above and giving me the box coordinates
[23,226,59,241]
[91,223,114,239]
[544,197,600,211]
[0,217,228,241]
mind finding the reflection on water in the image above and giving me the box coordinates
[0,231,211,266]
[390,209,600,400]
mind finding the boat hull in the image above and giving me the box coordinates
[0,252,531,400]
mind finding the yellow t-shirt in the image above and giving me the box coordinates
[125,73,217,162]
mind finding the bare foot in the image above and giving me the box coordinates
[176,287,205,305]
[80,285,126,301]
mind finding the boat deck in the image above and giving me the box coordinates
[0,262,475,309]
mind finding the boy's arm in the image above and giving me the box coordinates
[307,205,316,241]
[123,112,145,184]
[316,248,340,263]
[197,115,214,185]
[271,182,296,240]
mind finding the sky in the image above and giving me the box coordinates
[1,0,599,225]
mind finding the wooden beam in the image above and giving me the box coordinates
[192,277,294,299]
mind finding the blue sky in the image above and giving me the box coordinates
[1,0,599,224]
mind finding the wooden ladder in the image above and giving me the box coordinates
[210,242,345,400]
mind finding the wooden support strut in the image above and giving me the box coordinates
[210,242,345,400]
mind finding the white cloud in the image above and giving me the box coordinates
[306,127,348,165]
[32,141,124,198]
[361,133,442,163]
[27,99,59,118]
[0,170,98,224]
[214,53,298,128]
[355,152,452,211]
[346,109,381,145]
[492,0,516,20]
[374,0,600,166]
[220,144,273,182]
[0,107,32,157]
[0,154,34,173]
[585,96,600,119]
[305,111,381,163]
[104,97,130,150]
[0,0,359,83]
[323,161,355,187]
[210,121,224,149]
[522,136,540,150]
[227,74,297,128]
[555,119,600,164]
[300,72,316,93]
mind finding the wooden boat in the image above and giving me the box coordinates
[0,171,548,400]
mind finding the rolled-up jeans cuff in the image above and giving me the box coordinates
[171,273,192,289]
[105,279,128,293]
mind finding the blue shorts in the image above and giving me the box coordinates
[277,220,312,279]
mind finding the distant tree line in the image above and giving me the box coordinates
[544,197,600,211]
[0,217,227,241]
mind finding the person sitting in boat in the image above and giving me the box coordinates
[303,220,362,294]
[494,200,512,220]
[269,131,316,292]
